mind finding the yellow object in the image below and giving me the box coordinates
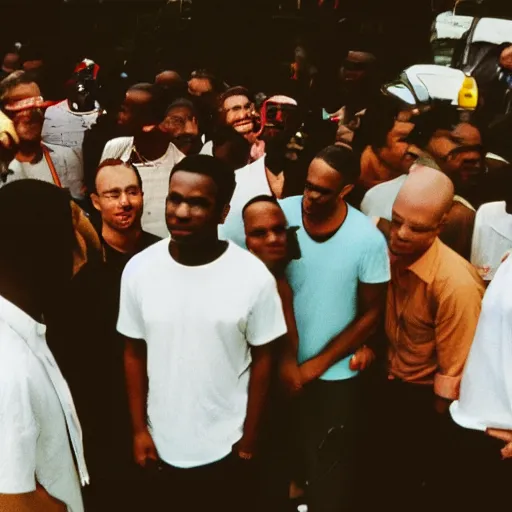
[0,110,19,145]
[458,75,478,110]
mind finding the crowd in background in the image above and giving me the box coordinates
[0,1,512,512]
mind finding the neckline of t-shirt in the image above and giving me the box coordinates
[301,203,353,245]
[165,240,233,270]
[130,141,175,166]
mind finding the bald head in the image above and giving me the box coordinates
[390,166,454,259]
[396,165,454,221]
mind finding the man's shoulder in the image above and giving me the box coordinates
[434,242,484,295]
[225,243,276,285]
[346,206,388,244]
[0,324,31,387]
[124,238,168,278]
[140,231,163,251]
[279,195,302,217]
[475,201,506,225]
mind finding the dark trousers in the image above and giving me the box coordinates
[146,453,252,512]
[295,378,360,512]
[376,380,457,512]
[451,424,512,510]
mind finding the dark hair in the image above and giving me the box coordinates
[190,69,226,94]
[93,158,143,193]
[128,82,168,125]
[219,86,254,108]
[211,125,251,169]
[315,145,360,186]
[170,154,236,208]
[352,94,403,154]
[0,180,73,271]
[407,102,484,149]
[166,97,197,117]
[242,194,279,220]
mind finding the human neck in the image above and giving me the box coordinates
[303,200,348,238]
[16,140,43,163]
[0,274,43,322]
[102,223,142,254]
[168,237,228,267]
[133,129,169,162]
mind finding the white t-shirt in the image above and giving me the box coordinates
[219,156,272,247]
[450,255,512,431]
[101,137,185,238]
[360,174,407,220]
[117,240,287,468]
[0,296,86,512]
[3,143,84,200]
[42,100,98,151]
[471,201,512,281]
[200,140,213,156]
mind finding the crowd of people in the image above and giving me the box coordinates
[0,4,512,512]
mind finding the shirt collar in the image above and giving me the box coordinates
[406,238,441,285]
[0,295,46,345]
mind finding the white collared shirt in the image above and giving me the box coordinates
[450,255,512,431]
[0,295,87,512]
[471,201,512,281]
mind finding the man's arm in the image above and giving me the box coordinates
[237,341,277,458]
[124,336,158,467]
[433,280,484,408]
[299,282,388,383]
[276,278,303,394]
[0,484,67,512]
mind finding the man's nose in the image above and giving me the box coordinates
[175,202,191,219]
[119,192,130,207]
[184,118,198,136]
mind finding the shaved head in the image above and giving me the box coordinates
[390,165,454,259]
[396,165,454,222]
[155,70,184,87]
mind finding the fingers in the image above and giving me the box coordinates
[501,442,512,459]
[486,428,512,443]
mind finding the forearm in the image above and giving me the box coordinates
[124,342,149,435]
[277,278,299,362]
[0,484,67,512]
[313,307,381,373]
[243,346,273,449]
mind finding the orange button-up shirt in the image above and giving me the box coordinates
[386,238,485,400]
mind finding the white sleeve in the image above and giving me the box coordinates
[0,372,38,493]
[246,270,287,347]
[117,265,146,340]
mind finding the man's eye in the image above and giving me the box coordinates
[251,230,266,237]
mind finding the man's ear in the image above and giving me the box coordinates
[142,124,157,133]
[91,192,101,212]
[219,204,231,225]
[339,183,355,199]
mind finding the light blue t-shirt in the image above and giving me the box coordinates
[280,196,391,381]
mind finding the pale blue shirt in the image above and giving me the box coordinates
[280,196,390,381]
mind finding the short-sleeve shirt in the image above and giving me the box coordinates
[117,240,287,468]
[471,201,512,281]
[280,196,391,381]
[0,296,84,512]
[101,137,185,238]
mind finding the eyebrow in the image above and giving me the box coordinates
[306,181,333,194]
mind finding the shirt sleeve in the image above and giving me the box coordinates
[358,228,391,284]
[246,270,288,347]
[117,264,146,340]
[434,280,484,400]
[0,372,38,494]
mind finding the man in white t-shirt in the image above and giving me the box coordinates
[101,83,184,238]
[118,155,287,512]
[0,181,92,512]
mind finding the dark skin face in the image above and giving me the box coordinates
[244,201,288,271]
[166,170,225,246]
[427,122,484,189]
[302,158,347,221]
[117,89,153,132]
[160,106,201,155]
